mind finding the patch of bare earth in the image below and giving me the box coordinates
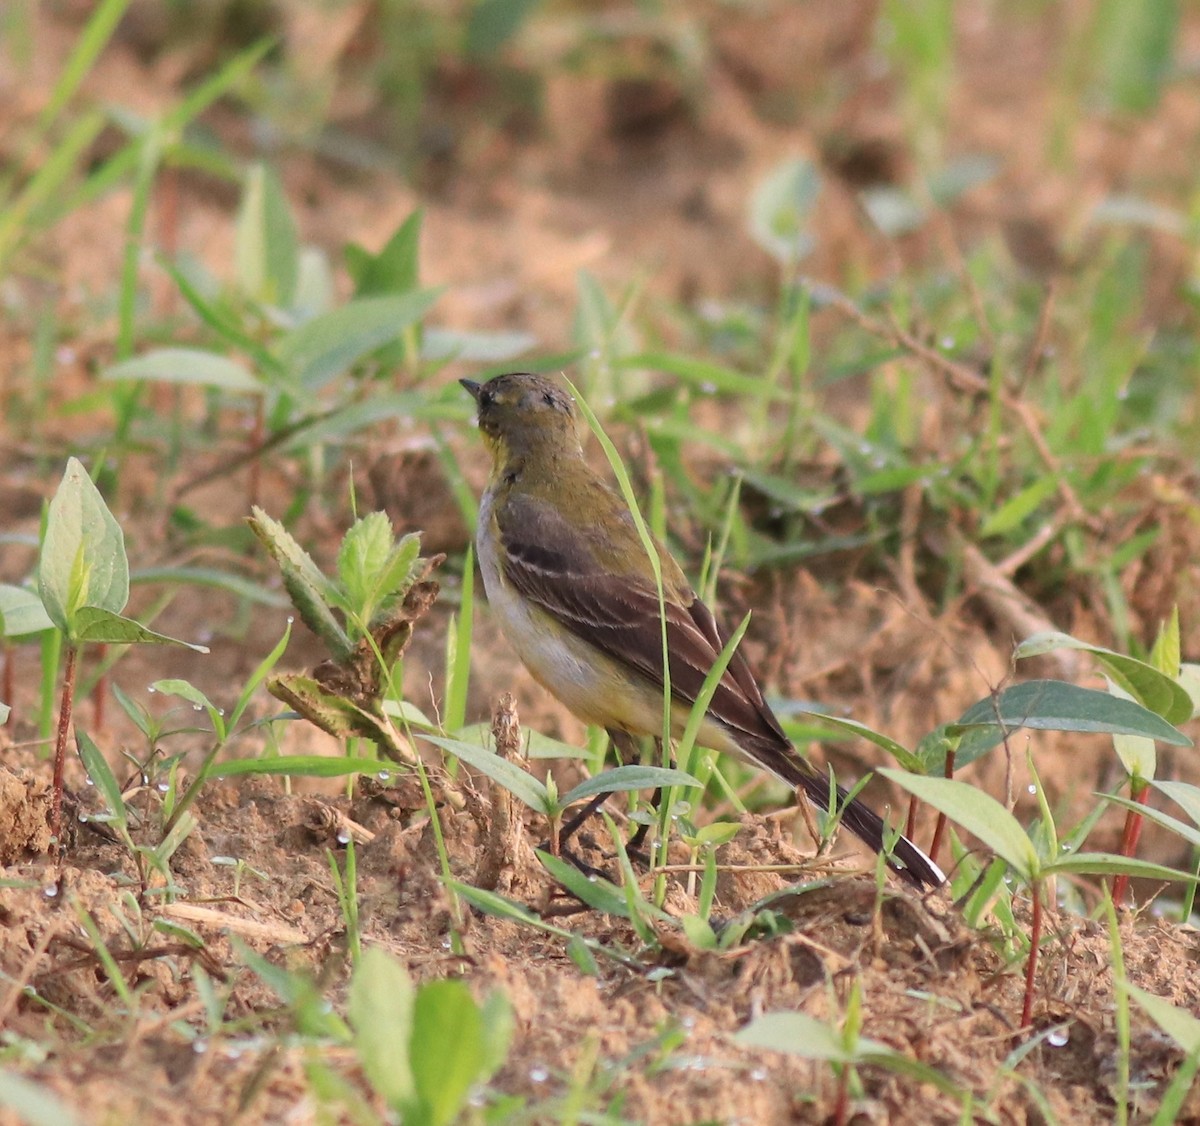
[5,1,1200,1122]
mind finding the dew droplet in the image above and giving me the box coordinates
[42,883,59,899]
[157,781,169,793]
[193,1039,208,1055]
[84,776,95,787]
[529,1065,549,1084]
[147,685,157,694]
[1027,784,1038,795]
[78,813,89,824]
[335,830,351,844]
[1047,1028,1069,1047]
[750,1067,767,1081]
[376,770,391,782]
[941,336,955,349]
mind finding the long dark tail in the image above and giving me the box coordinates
[754,742,944,889]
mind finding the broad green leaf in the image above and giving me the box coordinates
[783,709,923,773]
[336,511,396,615]
[275,290,442,390]
[477,990,514,1080]
[1125,984,1200,1054]
[1178,664,1200,718]
[422,328,535,363]
[465,0,541,55]
[735,1011,883,1062]
[150,678,216,712]
[349,947,415,1111]
[1015,634,1192,726]
[102,348,261,391]
[130,566,288,607]
[748,158,821,264]
[450,722,589,761]
[228,621,293,733]
[76,731,127,832]
[0,1070,84,1126]
[0,584,53,637]
[1151,779,1200,828]
[1102,794,1200,850]
[926,153,1001,205]
[210,756,392,779]
[39,457,128,634]
[347,211,421,295]
[978,475,1059,538]
[370,535,422,625]
[70,607,208,651]
[235,163,298,307]
[1149,607,1181,677]
[410,980,486,1126]
[878,769,1040,877]
[420,734,549,812]
[536,851,633,918]
[382,698,439,730]
[152,675,227,739]
[1090,0,1177,114]
[680,914,718,950]
[446,881,542,925]
[559,767,701,810]
[566,933,599,975]
[956,679,1190,746]
[1045,853,1200,883]
[859,186,925,236]
[1109,680,1155,781]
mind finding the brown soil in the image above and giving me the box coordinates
[3,2,1200,1123]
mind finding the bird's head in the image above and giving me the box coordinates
[460,372,582,464]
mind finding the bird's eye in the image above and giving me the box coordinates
[479,389,495,408]
[542,392,556,407]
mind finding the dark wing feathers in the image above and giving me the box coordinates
[499,496,785,750]
[495,491,943,889]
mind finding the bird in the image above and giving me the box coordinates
[461,371,944,889]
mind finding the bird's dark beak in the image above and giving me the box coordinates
[460,378,482,401]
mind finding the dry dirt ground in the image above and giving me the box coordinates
[3,2,1200,1123]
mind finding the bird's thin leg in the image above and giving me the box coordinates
[558,729,660,855]
[558,791,609,848]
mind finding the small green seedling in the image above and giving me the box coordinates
[349,946,512,1126]
[36,458,206,855]
[880,768,1200,1028]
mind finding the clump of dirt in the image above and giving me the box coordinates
[0,766,53,862]
[3,756,1200,1124]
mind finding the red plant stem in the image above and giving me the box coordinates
[1021,879,1043,1028]
[833,1063,849,1126]
[1111,781,1151,906]
[928,747,958,866]
[91,643,107,729]
[51,644,79,858]
[2,644,12,713]
[905,794,918,840]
